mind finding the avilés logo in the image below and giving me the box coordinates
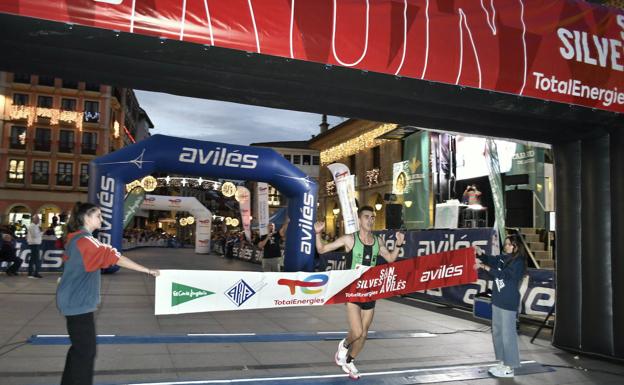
[172,282,214,306]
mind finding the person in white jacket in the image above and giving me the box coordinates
[26,215,43,278]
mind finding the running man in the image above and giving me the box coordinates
[314,205,405,379]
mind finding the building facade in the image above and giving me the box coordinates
[249,140,320,213]
[0,71,152,228]
[309,119,404,235]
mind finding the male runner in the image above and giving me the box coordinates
[314,205,405,379]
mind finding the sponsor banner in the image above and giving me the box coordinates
[403,131,430,229]
[325,248,476,304]
[392,161,411,195]
[256,182,269,236]
[236,186,252,241]
[1,1,623,112]
[327,163,359,234]
[154,248,476,315]
[155,269,363,315]
[123,186,145,228]
[325,228,498,270]
[408,268,555,317]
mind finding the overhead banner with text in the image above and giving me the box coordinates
[1,1,623,112]
[155,248,477,315]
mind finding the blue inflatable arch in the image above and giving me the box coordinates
[88,135,317,271]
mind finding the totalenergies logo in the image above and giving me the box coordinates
[334,171,348,178]
[278,274,328,295]
[168,198,181,204]
[198,219,211,225]
[144,197,156,202]
[198,239,210,244]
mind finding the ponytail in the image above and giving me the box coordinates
[67,202,99,232]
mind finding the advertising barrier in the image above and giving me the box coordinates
[320,228,554,317]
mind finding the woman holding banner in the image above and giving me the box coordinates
[315,205,404,380]
[476,234,527,378]
[56,202,160,385]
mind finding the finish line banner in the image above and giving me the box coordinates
[154,248,476,315]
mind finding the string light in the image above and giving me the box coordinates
[156,176,221,190]
[9,105,84,130]
[141,176,157,192]
[221,182,237,197]
[320,123,397,165]
[326,181,336,195]
[366,168,380,187]
[186,216,195,225]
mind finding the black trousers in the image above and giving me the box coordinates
[61,312,96,385]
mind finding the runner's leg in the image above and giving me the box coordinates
[349,307,374,358]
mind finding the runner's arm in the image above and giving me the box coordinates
[378,232,405,263]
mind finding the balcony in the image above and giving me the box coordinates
[83,111,100,123]
[81,143,98,155]
[9,105,31,122]
[58,142,75,154]
[34,140,52,152]
[9,141,27,150]
[8,106,84,129]
[6,172,25,184]
[56,174,73,186]
[79,174,89,187]
[31,172,49,185]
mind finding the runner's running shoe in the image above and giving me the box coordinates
[335,338,348,366]
[341,360,360,380]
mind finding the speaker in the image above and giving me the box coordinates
[505,189,533,227]
[504,173,529,186]
[385,204,403,229]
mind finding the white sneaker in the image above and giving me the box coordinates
[488,365,514,378]
[335,338,348,366]
[341,360,360,380]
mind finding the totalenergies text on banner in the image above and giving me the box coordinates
[1,1,623,112]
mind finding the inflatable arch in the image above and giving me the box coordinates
[140,194,212,254]
[89,135,318,271]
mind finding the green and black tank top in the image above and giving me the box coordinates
[345,231,380,269]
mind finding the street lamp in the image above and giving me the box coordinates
[374,194,383,211]
[332,202,340,216]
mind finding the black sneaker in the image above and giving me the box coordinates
[34,274,43,278]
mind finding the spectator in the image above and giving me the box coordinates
[462,184,482,205]
[1,232,23,276]
[475,235,527,378]
[26,215,43,278]
[256,218,289,272]
[57,202,159,385]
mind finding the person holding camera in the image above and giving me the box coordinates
[462,184,482,205]
[475,235,527,378]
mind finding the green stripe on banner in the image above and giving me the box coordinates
[123,186,146,229]
[172,282,215,306]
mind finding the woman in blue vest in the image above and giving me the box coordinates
[57,202,160,385]
[314,205,405,380]
[476,234,527,378]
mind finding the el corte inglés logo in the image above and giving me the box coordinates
[171,282,214,306]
